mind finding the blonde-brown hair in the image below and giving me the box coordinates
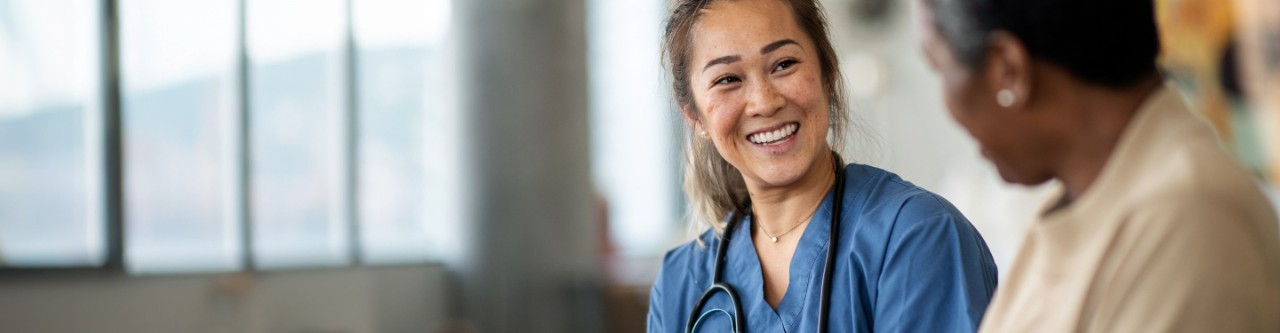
[662,0,851,238]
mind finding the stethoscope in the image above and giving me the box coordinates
[686,157,847,333]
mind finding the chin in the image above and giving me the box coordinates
[756,167,807,187]
[749,153,820,187]
[995,167,1053,186]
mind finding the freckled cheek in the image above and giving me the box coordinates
[702,97,746,141]
[778,72,829,121]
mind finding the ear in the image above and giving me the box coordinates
[680,104,706,138]
[983,31,1033,111]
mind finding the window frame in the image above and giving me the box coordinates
[0,0,452,276]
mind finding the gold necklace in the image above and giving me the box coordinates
[758,205,820,243]
[756,160,838,243]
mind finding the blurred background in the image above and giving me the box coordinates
[0,0,1275,332]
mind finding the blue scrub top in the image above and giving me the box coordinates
[648,163,998,332]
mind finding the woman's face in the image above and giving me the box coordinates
[686,0,833,190]
[918,5,1054,185]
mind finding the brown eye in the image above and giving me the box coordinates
[714,75,741,86]
[774,59,799,72]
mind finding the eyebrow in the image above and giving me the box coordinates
[702,55,742,72]
[701,39,801,73]
[760,39,799,55]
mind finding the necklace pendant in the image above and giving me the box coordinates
[770,236,778,243]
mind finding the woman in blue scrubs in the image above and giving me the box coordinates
[648,0,998,332]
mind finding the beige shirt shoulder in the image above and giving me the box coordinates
[979,87,1280,333]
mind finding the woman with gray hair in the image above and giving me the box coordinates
[647,0,998,331]
[918,0,1280,331]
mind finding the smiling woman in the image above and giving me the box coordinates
[648,0,1000,332]
[667,0,849,234]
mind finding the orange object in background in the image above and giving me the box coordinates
[1155,0,1237,140]
[1157,0,1280,184]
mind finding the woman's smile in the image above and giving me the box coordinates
[745,121,801,155]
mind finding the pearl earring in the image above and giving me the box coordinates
[700,130,707,138]
[997,89,1015,108]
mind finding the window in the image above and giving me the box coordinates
[246,0,352,268]
[120,0,243,273]
[1,0,459,272]
[352,0,459,264]
[0,0,105,267]
[587,0,678,258]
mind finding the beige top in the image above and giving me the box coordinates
[979,87,1280,333]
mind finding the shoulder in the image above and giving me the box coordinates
[1120,141,1278,234]
[841,168,998,330]
[1124,97,1276,224]
[838,164,991,270]
[840,163,970,227]
[1102,146,1280,291]
[652,230,716,295]
[1092,190,1280,332]
[1122,189,1279,253]
[649,230,719,330]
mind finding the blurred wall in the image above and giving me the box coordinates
[0,265,449,333]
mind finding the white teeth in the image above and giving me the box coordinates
[749,123,798,144]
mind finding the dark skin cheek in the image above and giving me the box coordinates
[947,82,1025,179]
[942,81,984,136]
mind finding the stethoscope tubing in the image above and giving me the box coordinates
[817,165,846,332]
[685,157,845,333]
[685,209,747,332]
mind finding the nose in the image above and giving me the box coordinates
[745,79,785,118]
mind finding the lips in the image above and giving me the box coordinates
[747,122,799,145]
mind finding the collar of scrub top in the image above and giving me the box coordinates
[720,173,842,331]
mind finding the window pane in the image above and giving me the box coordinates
[0,0,104,267]
[120,0,242,273]
[247,0,351,268]
[353,0,456,264]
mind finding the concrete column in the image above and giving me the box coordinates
[453,0,601,332]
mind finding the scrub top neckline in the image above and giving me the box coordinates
[732,186,838,331]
